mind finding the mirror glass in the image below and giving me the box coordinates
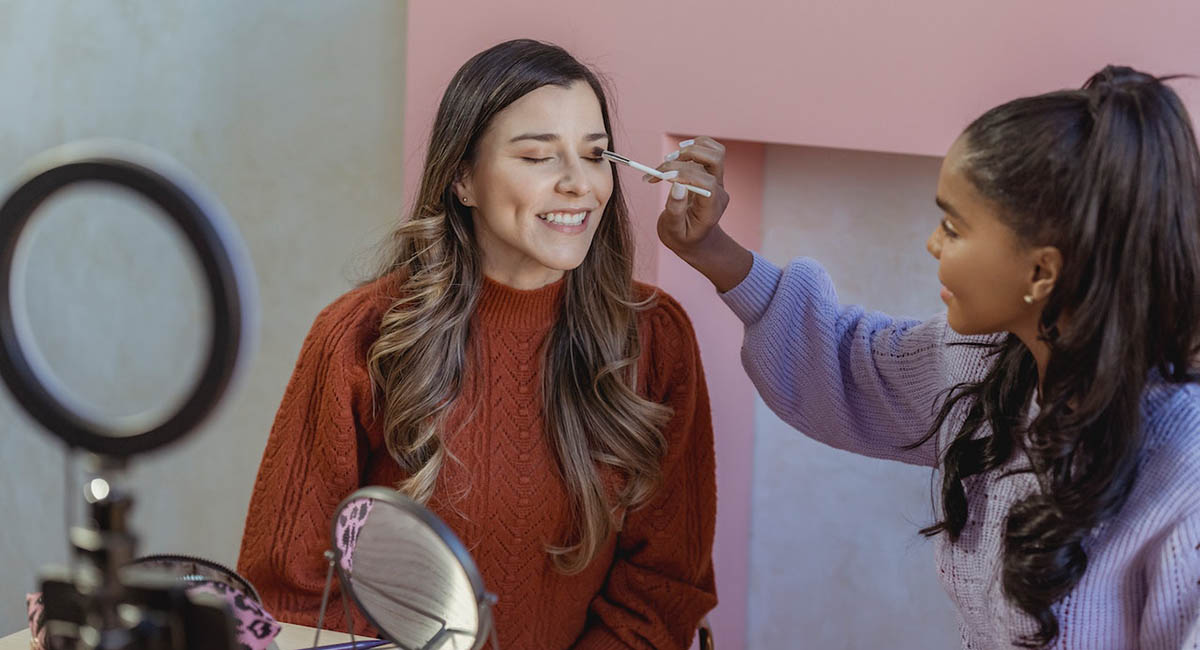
[332,488,495,650]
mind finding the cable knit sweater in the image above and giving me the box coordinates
[721,253,1200,649]
[237,274,717,650]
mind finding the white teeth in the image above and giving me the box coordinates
[539,211,586,226]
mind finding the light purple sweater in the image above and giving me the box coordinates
[720,253,1200,649]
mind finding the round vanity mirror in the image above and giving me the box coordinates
[331,487,497,650]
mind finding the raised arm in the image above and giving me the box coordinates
[722,253,955,466]
[654,137,981,467]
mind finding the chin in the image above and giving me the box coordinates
[945,318,975,336]
[945,311,1003,337]
[946,313,979,336]
[536,251,590,272]
[547,259,586,273]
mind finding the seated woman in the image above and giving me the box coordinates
[236,39,717,649]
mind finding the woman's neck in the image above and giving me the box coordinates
[483,265,565,291]
[1011,321,1052,401]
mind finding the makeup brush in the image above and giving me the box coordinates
[600,150,712,198]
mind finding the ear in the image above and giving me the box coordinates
[1028,245,1062,301]
[451,163,475,207]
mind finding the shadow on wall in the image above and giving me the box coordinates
[749,143,959,650]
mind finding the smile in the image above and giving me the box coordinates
[536,210,589,226]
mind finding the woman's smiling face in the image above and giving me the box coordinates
[455,80,614,289]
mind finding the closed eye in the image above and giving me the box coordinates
[522,157,552,163]
[940,218,959,238]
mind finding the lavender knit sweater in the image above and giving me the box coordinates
[720,253,1200,649]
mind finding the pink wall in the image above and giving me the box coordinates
[402,3,1200,647]
[403,1,1200,188]
[654,136,764,649]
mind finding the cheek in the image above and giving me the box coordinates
[597,174,615,217]
[937,241,965,286]
[949,246,1027,312]
[475,164,545,209]
[939,244,990,307]
[593,166,614,204]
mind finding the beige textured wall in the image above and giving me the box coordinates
[750,144,960,649]
[0,1,406,635]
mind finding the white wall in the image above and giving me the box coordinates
[749,144,960,649]
[0,1,406,635]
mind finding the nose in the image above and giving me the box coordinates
[926,225,942,260]
[556,155,593,196]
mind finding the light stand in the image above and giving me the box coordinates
[0,141,258,650]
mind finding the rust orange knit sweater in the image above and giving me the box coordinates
[237,274,717,649]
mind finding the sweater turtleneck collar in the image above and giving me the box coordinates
[476,273,566,330]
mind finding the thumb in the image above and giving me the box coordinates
[664,182,689,218]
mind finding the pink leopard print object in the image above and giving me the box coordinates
[189,580,282,650]
[334,497,375,573]
[25,582,280,650]
[25,593,44,650]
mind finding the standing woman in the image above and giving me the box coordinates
[238,39,717,649]
[655,66,1200,648]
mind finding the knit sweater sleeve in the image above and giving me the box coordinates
[1138,508,1200,649]
[573,293,718,650]
[236,291,381,635]
[719,252,953,467]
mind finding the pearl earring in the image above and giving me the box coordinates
[1023,294,1034,305]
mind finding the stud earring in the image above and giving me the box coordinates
[1023,294,1034,305]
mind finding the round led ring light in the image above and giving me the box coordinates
[0,140,256,456]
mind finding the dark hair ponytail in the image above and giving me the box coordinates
[916,66,1200,647]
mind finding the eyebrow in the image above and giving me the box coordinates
[508,132,609,144]
[935,196,967,223]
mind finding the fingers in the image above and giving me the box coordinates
[659,160,727,230]
[654,161,717,200]
[653,137,731,256]
[663,181,689,219]
[667,146,723,174]
[670,136,724,156]
[651,136,726,183]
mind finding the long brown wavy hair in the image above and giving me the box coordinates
[366,39,672,573]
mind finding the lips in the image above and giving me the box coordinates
[940,286,955,303]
